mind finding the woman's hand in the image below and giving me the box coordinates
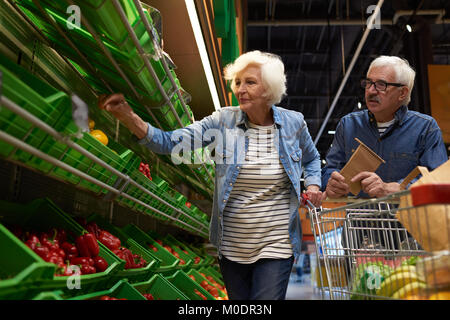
[305,185,322,207]
[98,93,148,139]
[98,93,134,122]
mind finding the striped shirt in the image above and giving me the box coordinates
[377,119,395,135]
[221,122,293,264]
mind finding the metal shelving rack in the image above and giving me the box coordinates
[8,0,215,194]
[0,93,210,237]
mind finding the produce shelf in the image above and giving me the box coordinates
[14,0,214,188]
[0,93,210,237]
[121,224,180,273]
[132,273,189,300]
[68,279,146,300]
[0,198,125,298]
[165,270,215,300]
[85,213,160,283]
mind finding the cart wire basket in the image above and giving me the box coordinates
[302,185,450,300]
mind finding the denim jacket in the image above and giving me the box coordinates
[322,105,448,197]
[138,105,322,258]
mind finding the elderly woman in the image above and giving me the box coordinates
[99,50,322,300]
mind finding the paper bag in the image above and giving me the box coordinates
[340,138,385,195]
[397,160,450,252]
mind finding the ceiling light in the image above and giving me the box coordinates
[406,24,413,32]
[358,102,362,109]
[328,130,336,135]
[185,0,221,111]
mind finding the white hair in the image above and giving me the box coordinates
[223,50,287,106]
[367,55,416,105]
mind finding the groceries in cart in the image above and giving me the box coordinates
[304,160,450,300]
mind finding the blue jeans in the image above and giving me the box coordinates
[218,255,294,300]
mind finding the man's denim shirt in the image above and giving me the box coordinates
[138,105,322,259]
[322,105,448,197]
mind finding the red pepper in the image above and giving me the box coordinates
[84,233,99,257]
[75,233,99,257]
[98,230,121,251]
[143,293,154,300]
[66,253,78,261]
[75,235,91,257]
[70,257,90,266]
[123,248,135,269]
[61,242,78,255]
[34,246,50,260]
[93,256,108,272]
[56,263,74,277]
[80,265,96,274]
[114,247,134,269]
[25,235,40,250]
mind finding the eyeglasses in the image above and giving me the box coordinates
[361,79,405,91]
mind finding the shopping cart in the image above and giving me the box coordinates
[301,185,450,300]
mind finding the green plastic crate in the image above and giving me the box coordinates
[165,270,215,300]
[116,168,172,222]
[203,266,223,282]
[121,224,179,272]
[198,267,225,287]
[163,234,205,268]
[186,269,227,300]
[132,273,188,300]
[85,213,160,283]
[0,61,73,165]
[69,279,146,300]
[147,233,194,270]
[31,290,64,300]
[39,131,135,195]
[0,198,125,298]
[0,223,56,300]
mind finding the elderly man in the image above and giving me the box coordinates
[322,55,447,199]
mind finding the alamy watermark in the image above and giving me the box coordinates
[66,5,81,29]
[366,5,382,29]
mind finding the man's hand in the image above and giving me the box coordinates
[98,93,148,139]
[351,171,401,198]
[305,185,323,207]
[325,171,350,198]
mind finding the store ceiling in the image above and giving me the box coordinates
[245,0,450,159]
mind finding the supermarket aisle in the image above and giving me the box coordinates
[285,272,322,300]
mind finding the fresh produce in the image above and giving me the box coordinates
[194,289,207,300]
[350,261,393,299]
[8,225,108,276]
[401,256,421,266]
[75,233,99,257]
[77,220,147,270]
[99,295,127,300]
[98,230,121,251]
[156,239,186,265]
[143,293,154,300]
[90,129,109,146]
[185,202,191,208]
[428,291,450,300]
[376,270,425,297]
[391,281,426,299]
[88,119,95,130]
[139,162,152,180]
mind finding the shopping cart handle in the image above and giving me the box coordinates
[301,193,309,206]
